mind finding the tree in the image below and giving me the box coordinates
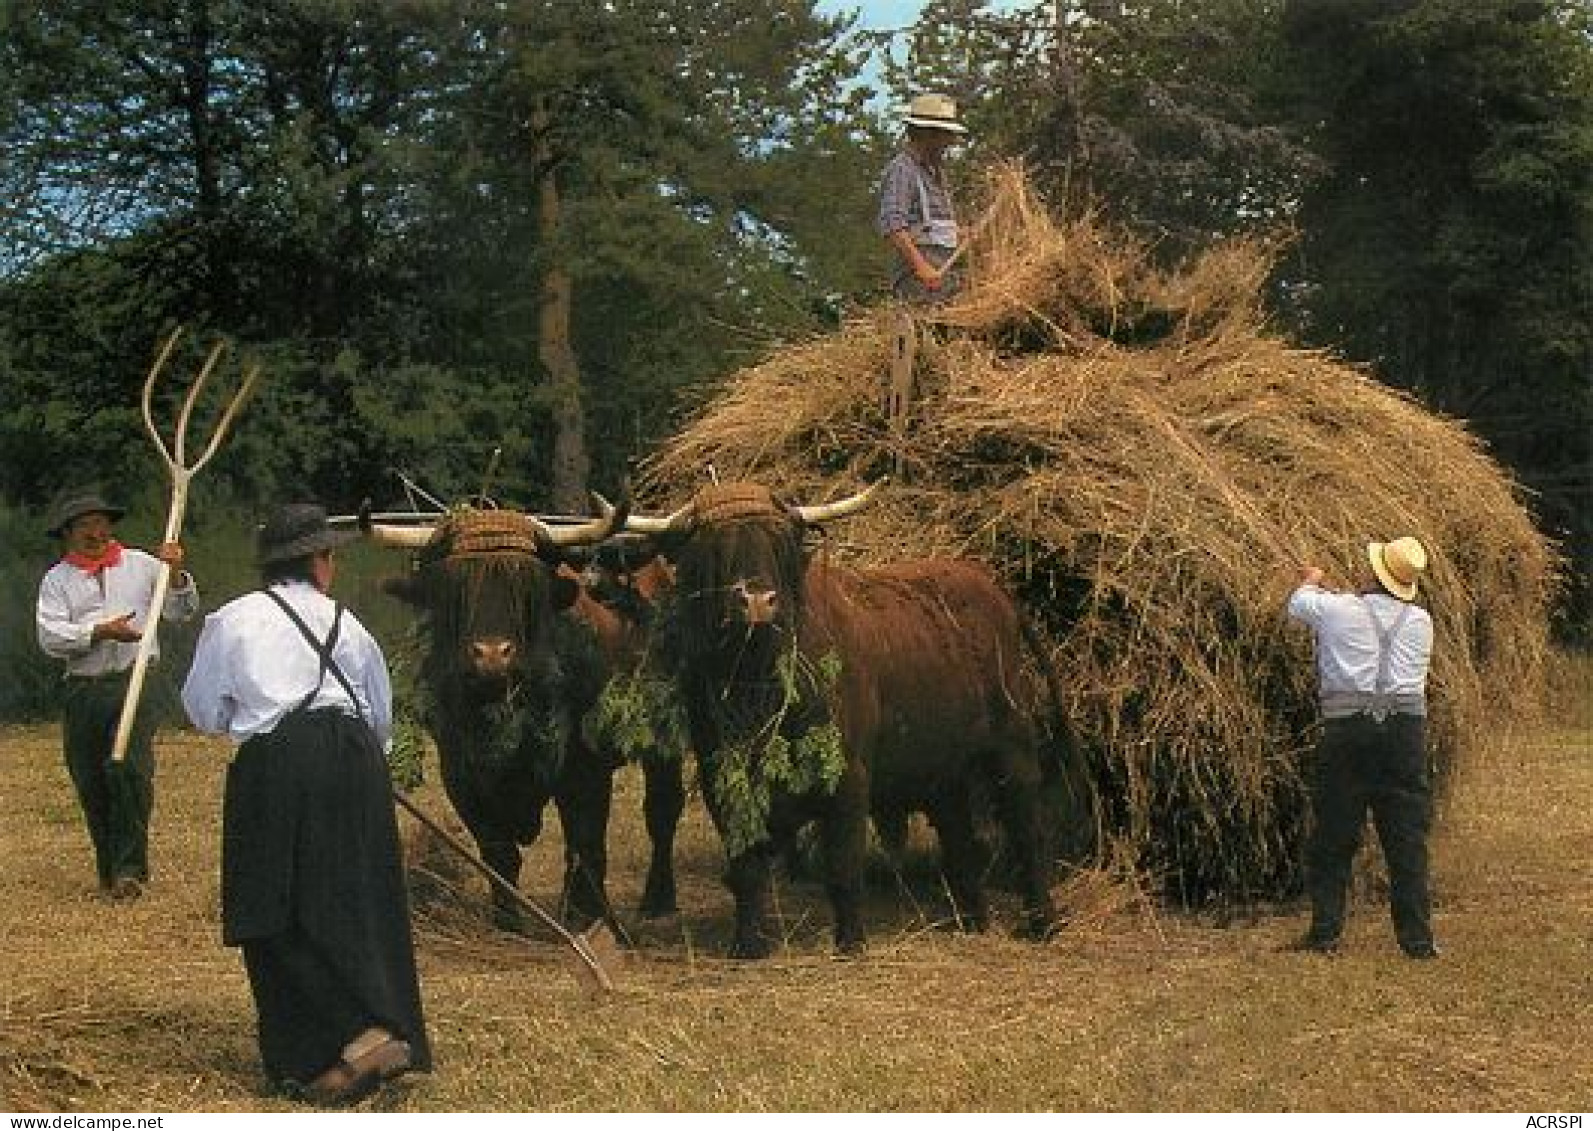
[1,0,890,517]
[878,0,1320,256]
[427,0,885,506]
[1280,0,1593,632]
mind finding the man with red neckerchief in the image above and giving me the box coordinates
[35,485,199,899]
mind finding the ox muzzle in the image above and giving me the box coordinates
[468,636,519,681]
[730,581,781,627]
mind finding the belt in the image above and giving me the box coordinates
[64,669,132,683]
[1320,690,1426,720]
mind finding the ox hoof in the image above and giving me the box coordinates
[728,936,775,961]
[638,898,678,921]
[638,883,678,920]
[833,938,868,959]
[491,906,529,935]
[1018,912,1063,942]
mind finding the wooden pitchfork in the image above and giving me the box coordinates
[111,328,260,763]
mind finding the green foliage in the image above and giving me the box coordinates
[2,0,888,526]
[879,0,1321,257]
[0,500,64,721]
[383,625,433,792]
[1278,0,1593,632]
[387,710,430,793]
[706,647,847,858]
[588,670,692,767]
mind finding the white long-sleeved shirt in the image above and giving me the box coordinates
[181,580,393,748]
[1286,585,1433,715]
[36,549,200,677]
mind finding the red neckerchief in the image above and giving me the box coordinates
[64,540,125,576]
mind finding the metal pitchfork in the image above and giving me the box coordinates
[111,328,261,763]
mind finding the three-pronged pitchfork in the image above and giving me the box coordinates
[111,328,261,763]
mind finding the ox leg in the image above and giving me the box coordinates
[820,813,869,955]
[995,759,1059,940]
[638,755,685,919]
[555,741,613,931]
[927,789,992,933]
[724,845,778,959]
[479,837,529,933]
[873,807,909,873]
[821,767,872,954]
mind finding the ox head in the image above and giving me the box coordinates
[370,499,622,698]
[620,479,884,656]
[563,533,676,617]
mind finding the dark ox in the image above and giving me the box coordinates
[627,480,1068,958]
[372,505,684,931]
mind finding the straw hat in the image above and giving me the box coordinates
[45,485,125,537]
[1367,536,1428,601]
[257,503,357,565]
[903,93,968,135]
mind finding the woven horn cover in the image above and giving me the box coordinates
[689,482,784,525]
[436,508,543,557]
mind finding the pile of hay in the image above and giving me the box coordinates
[640,165,1558,903]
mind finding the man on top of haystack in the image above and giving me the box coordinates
[877,92,969,304]
[876,93,971,460]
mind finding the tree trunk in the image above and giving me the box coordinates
[175,0,230,315]
[533,104,589,512]
[1043,1,1085,172]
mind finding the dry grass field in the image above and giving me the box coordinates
[3,658,1589,1113]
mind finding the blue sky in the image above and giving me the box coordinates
[822,0,929,31]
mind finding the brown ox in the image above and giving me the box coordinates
[562,536,684,916]
[626,481,1069,958]
[369,505,684,931]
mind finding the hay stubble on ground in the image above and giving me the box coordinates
[2,680,1589,1111]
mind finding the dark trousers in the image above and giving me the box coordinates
[61,674,158,887]
[1306,713,1434,948]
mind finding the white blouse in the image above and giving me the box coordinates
[181,580,393,748]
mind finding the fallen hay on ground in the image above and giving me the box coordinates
[642,164,1559,903]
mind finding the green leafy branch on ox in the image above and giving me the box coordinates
[708,647,846,859]
[587,668,691,767]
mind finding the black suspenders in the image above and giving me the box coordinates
[1357,596,1413,722]
[263,588,365,721]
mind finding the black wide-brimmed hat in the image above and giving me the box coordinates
[45,485,126,537]
[256,503,357,565]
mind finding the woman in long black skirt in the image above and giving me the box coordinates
[183,503,431,1105]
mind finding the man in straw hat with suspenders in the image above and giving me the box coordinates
[877,91,968,304]
[1286,535,1440,959]
[35,484,200,900]
[182,503,430,1105]
[876,92,969,468]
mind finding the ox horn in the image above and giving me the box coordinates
[790,477,889,526]
[529,491,626,548]
[618,499,694,536]
[364,495,440,549]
